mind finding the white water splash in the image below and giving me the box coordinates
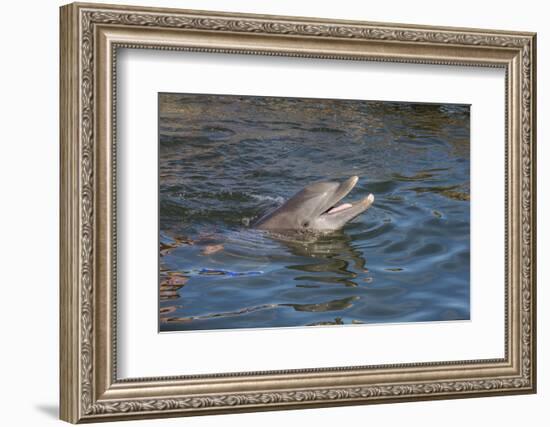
[250,194,285,205]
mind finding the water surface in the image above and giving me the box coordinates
[159,93,470,331]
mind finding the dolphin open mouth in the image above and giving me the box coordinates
[319,176,374,220]
[326,203,353,214]
[254,175,374,231]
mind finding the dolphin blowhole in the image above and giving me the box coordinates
[254,176,374,231]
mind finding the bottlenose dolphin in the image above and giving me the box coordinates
[254,176,374,231]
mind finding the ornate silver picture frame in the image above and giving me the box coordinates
[60,2,536,423]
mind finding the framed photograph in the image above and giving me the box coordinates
[60,2,537,423]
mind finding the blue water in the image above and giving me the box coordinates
[159,93,470,331]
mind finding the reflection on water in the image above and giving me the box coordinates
[159,93,470,331]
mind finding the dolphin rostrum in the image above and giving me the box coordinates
[254,176,374,231]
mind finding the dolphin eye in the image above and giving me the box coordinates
[303,221,310,228]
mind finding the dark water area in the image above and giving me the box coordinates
[159,93,470,332]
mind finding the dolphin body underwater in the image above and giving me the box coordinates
[253,176,374,231]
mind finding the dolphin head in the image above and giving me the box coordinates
[254,176,374,231]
